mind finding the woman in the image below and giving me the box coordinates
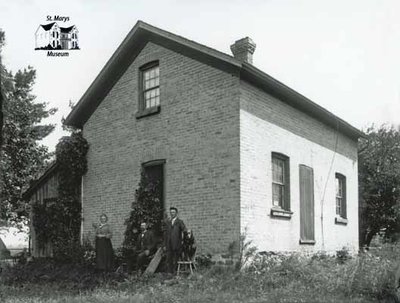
[93,214,114,271]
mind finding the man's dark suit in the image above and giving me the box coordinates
[136,230,157,270]
[164,218,186,273]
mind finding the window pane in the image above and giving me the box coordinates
[336,177,342,198]
[145,91,151,99]
[154,96,160,106]
[272,158,284,183]
[336,197,341,215]
[272,184,284,207]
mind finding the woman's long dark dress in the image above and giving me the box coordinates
[95,223,114,271]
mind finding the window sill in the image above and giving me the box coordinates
[335,216,348,225]
[135,105,160,119]
[299,239,316,245]
[270,208,293,219]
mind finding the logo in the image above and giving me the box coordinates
[35,16,79,57]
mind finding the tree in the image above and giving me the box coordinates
[359,124,400,247]
[0,29,57,225]
[0,29,5,150]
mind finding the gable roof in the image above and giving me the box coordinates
[60,26,75,33]
[41,22,56,31]
[64,20,364,139]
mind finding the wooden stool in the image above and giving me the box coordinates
[177,259,196,275]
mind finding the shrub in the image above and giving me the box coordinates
[196,254,213,268]
[336,246,351,264]
[234,232,257,270]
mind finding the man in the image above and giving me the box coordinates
[135,222,157,271]
[164,207,186,274]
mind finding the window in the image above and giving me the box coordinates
[271,153,290,211]
[141,62,160,109]
[335,173,347,220]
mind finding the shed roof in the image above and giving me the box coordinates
[22,162,58,200]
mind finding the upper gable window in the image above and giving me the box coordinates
[141,62,160,109]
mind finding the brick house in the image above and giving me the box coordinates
[31,21,363,257]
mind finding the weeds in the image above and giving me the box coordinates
[1,243,399,302]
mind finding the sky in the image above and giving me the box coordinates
[1,0,400,152]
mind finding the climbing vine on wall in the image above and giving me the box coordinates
[123,171,163,252]
[32,131,89,261]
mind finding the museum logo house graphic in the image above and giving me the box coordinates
[25,21,364,259]
[35,22,79,50]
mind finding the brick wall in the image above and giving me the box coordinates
[240,80,359,253]
[82,42,241,255]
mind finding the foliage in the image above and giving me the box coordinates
[0,258,124,291]
[359,124,400,247]
[31,131,88,261]
[3,245,400,302]
[336,246,351,264]
[123,171,163,252]
[195,253,213,268]
[53,131,88,260]
[0,248,10,259]
[0,29,4,149]
[233,232,258,270]
[0,29,57,225]
[31,202,49,249]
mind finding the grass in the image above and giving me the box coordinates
[1,244,399,303]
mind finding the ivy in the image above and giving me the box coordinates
[32,131,88,261]
[123,171,163,254]
[31,202,49,249]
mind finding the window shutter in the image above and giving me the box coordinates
[299,165,315,242]
[284,158,290,211]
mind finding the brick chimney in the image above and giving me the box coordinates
[230,37,256,64]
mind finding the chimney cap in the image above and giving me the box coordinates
[230,37,256,64]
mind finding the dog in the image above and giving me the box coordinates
[182,229,196,261]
